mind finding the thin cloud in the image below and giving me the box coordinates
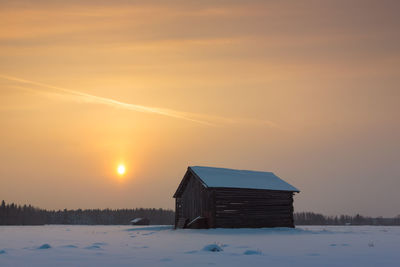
[0,74,277,127]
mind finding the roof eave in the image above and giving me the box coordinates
[174,166,300,196]
[188,166,209,188]
[173,167,209,198]
[205,186,300,193]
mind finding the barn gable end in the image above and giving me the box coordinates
[174,168,215,228]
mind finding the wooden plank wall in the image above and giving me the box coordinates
[175,198,181,228]
[214,188,295,228]
[177,173,214,227]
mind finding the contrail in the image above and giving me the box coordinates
[0,74,277,127]
[0,74,213,125]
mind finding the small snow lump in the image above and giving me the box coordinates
[38,244,52,249]
[203,244,223,252]
[244,249,262,255]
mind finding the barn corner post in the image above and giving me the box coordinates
[174,197,178,229]
[290,192,295,228]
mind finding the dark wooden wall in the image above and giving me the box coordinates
[213,188,295,228]
[175,170,296,228]
[175,172,215,228]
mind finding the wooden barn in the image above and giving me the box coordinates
[173,166,300,229]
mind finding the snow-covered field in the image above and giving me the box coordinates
[0,225,399,266]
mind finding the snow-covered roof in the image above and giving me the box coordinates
[190,166,299,192]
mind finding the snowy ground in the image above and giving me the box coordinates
[0,225,399,266]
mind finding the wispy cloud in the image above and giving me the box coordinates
[0,74,277,127]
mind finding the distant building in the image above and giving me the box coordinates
[130,218,150,225]
[173,166,299,229]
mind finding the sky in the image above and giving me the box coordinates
[0,0,399,217]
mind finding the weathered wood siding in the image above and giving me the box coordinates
[175,172,215,228]
[174,168,297,228]
[214,188,294,228]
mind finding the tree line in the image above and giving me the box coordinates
[1,200,400,226]
[0,200,174,225]
[294,212,400,226]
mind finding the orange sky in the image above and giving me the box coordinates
[0,0,399,216]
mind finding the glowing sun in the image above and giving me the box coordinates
[117,164,126,175]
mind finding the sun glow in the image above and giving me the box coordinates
[117,164,126,175]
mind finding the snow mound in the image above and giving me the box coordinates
[125,226,172,232]
[85,245,102,250]
[244,249,262,255]
[203,243,223,252]
[38,244,51,249]
[92,242,107,246]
